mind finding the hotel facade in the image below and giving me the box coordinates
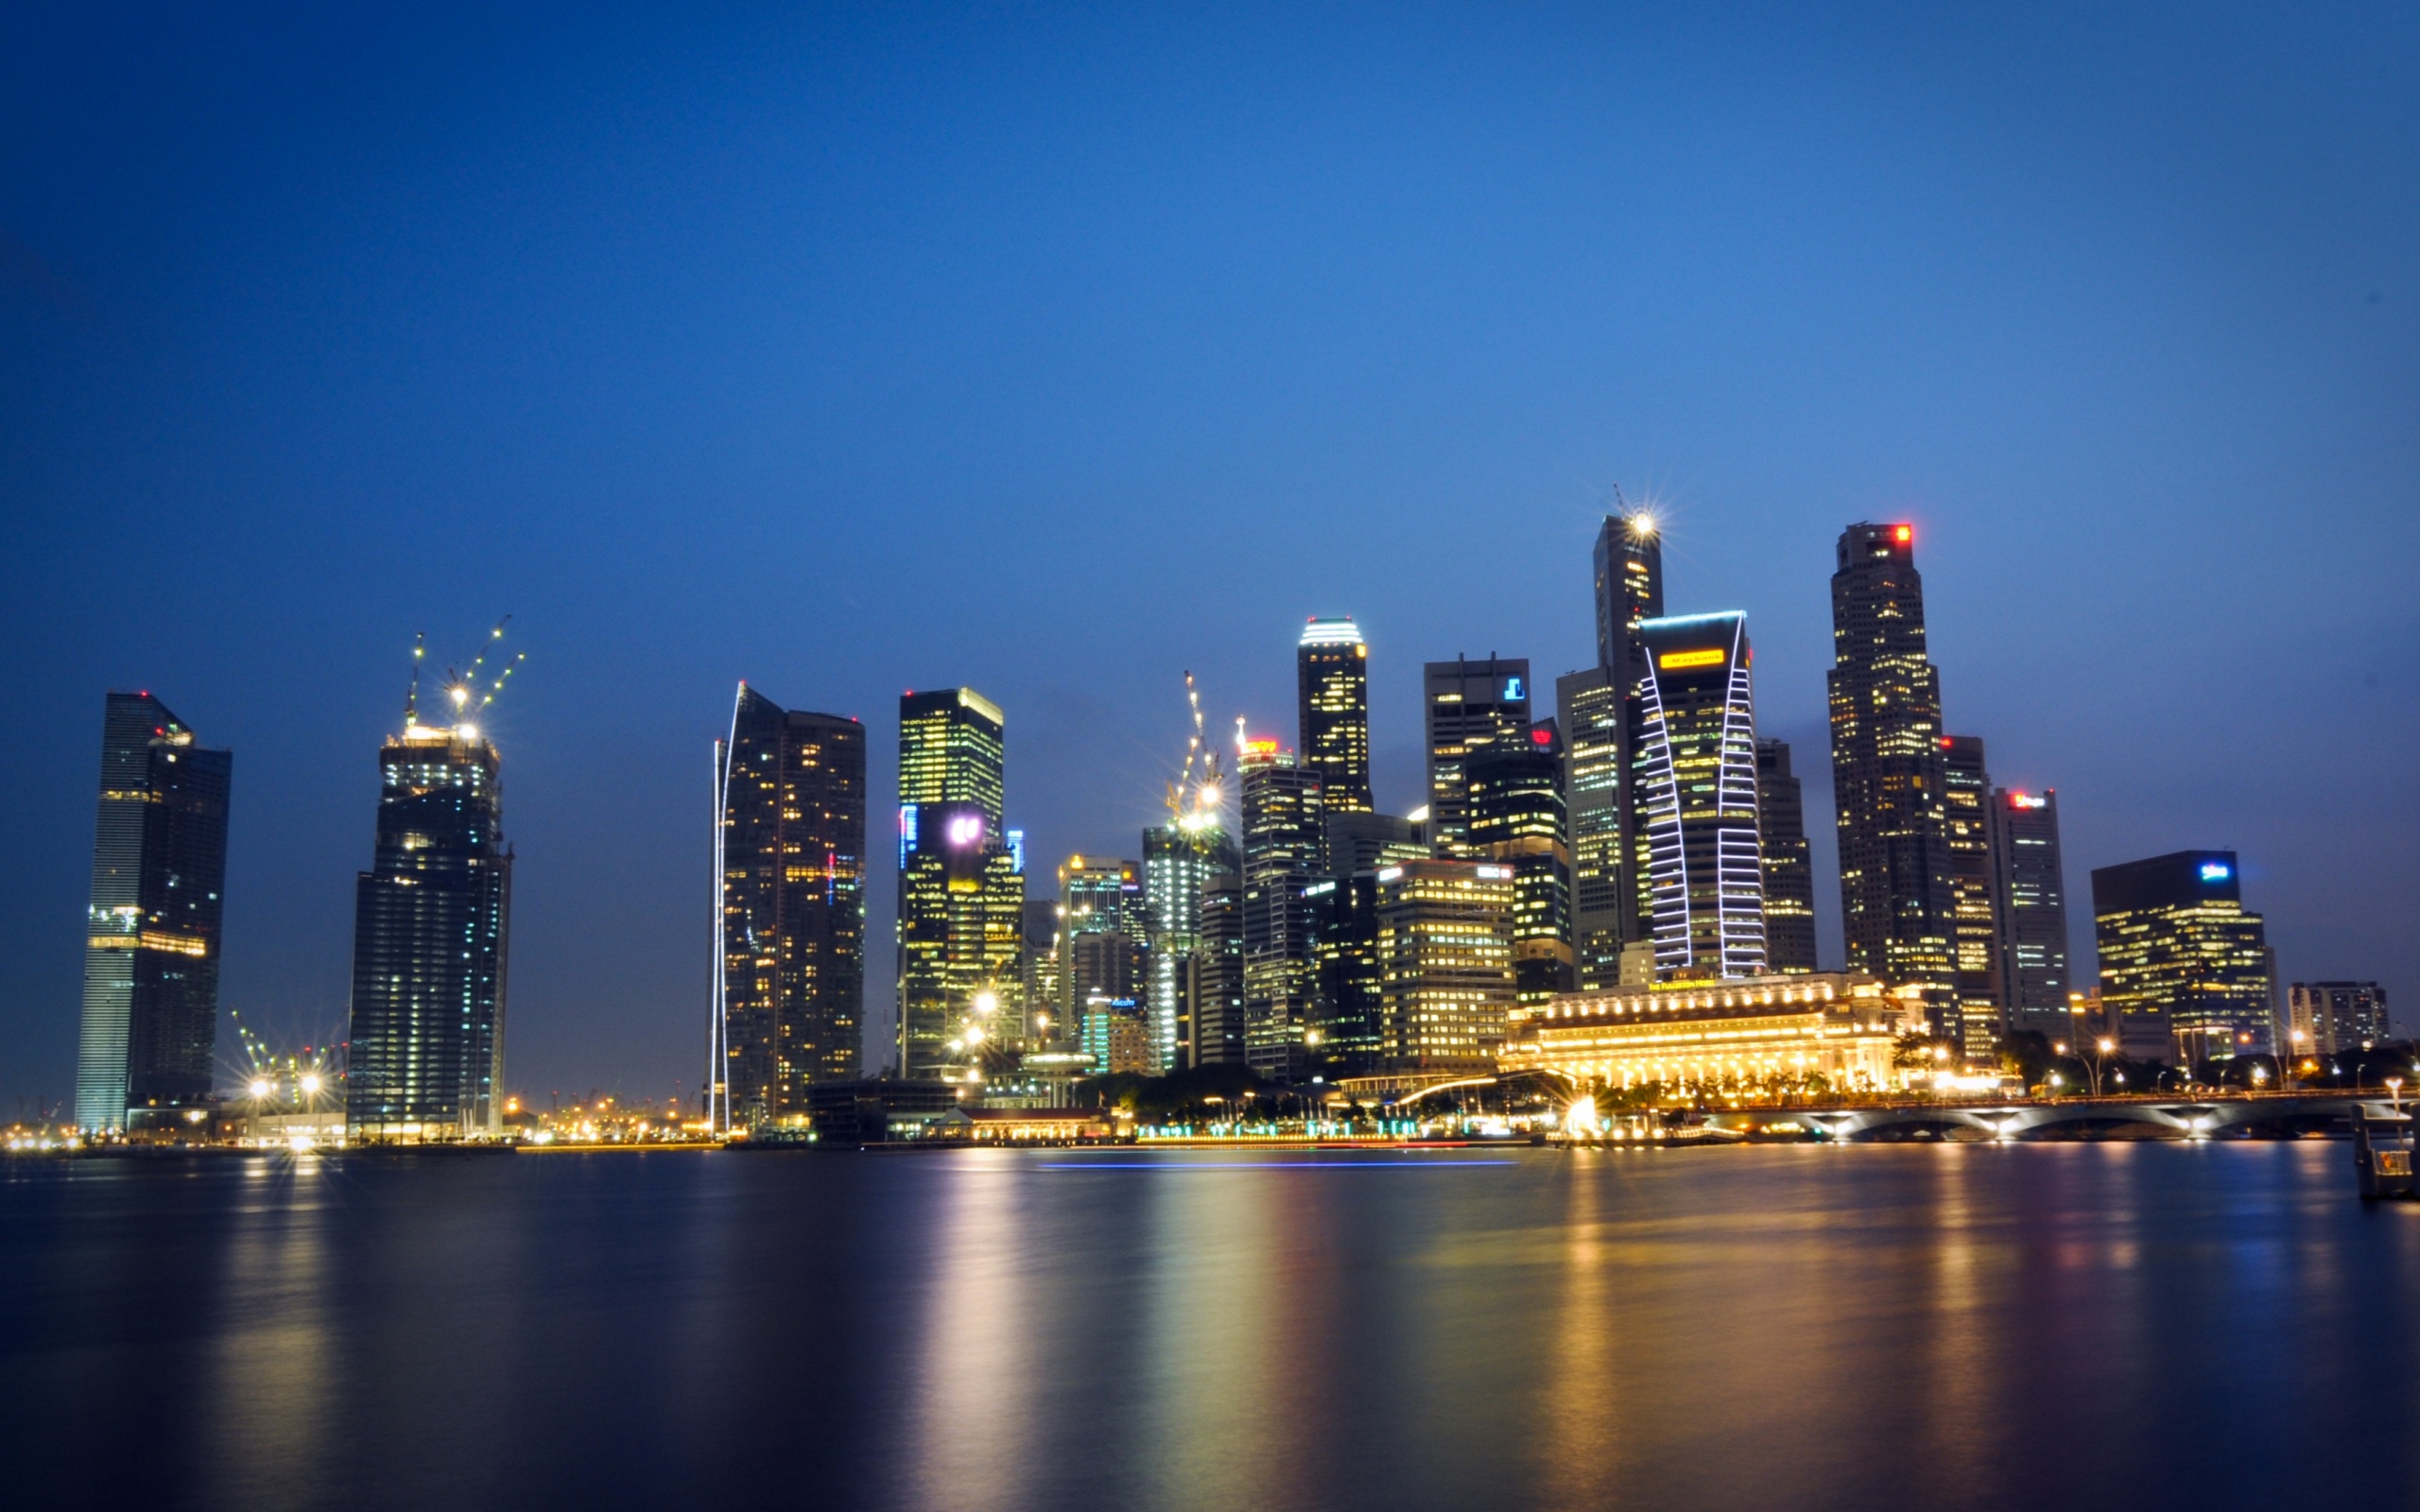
[1497,971,1922,1093]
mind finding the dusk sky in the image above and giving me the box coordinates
[3,3,2413,1110]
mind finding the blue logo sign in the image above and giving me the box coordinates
[1503,676,1525,702]
[2199,861,2231,883]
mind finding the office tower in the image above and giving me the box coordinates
[1467,721,1574,1005]
[1144,809,1236,1074]
[1634,613,1764,979]
[1308,872,1383,1075]
[1374,859,1517,1071]
[1557,667,1627,990]
[1020,898,1063,1043]
[1987,787,2071,1038]
[1239,738,1324,1081]
[2290,982,2389,1057]
[1068,928,1149,1072]
[1754,739,1817,974]
[1297,617,1373,814]
[1940,735,2000,1054]
[1827,522,1959,1039]
[1195,870,1247,1066]
[1080,994,1154,1076]
[1059,854,1146,941]
[895,688,1022,1083]
[713,685,864,1129]
[347,712,512,1140]
[1323,810,1426,876]
[1592,510,1666,949]
[1424,656,1530,852]
[2092,850,2274,1064]
[76,693,232,1133]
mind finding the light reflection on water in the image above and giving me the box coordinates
[6,1143,2419,1511]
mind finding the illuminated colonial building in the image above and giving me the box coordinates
[895,688,1021,1083]
[1634,612,1764,979]
[1987,786,2071,1038]
[1240,740,1324,1080]
[1297,616,1373,814]
[1498,972,1916,1093]
[2092,850,2273,1064]
[714,685,864,1129]
[1467,722,1573,1004]
[76,693,232,1133]
[1423,655,1530,853]
[1754,739,1817,973]
[347,714,512,1140]
[1941,734,2000,1054]
[1374,859,1517,1072]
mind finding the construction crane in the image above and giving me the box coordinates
[1164,671,1225,828]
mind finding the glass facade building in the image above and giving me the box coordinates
[1239,741,1324,1081]
[895,688,1021,1083]
[1466,721,1573,1005]
[1634,613,1765,980]
[346,718,512,1140]
[1827,523,1959,1039]
[1195,869,1247,1067]
[1423,656,1531,853]
[1145,817,1236,1073]
[2092,850,2274,1064]
[714,685,865,1130]
[1754,738,1817,974]
[1297,617,1373,814]
[76,693,232,1132]
[1941,734,2000,1054]
[1987,787,2071,1039]
[1592,511,1665,952]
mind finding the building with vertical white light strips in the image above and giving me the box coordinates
[1634,612,1764,980]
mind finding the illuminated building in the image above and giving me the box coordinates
[1987,787,2071,1038]
[1634,613,1764,979]
[1080,995,1155,1076]
[1019,898,1062,1044]
[1145,819,1236,1072]
[1557,667,1626,990]
[2092,850,2274,1063]
[1591,509,1665,953]
[895,688,1021,1083]
[1309,872,1383,1075]
[1240,739,1324,1081]
[1297,616,1373,813]
[347,715,512,1140]
[1374,858,1517,1071]
[1322,810,1426,876]
[1827,522,1958,1038]
[1467,721,1573,1004]
[76,693,232,1133]
[1059,854,1146,941]
[1499,972,1915,1092]
[2290,982,2389,1056]
[1423,656,1530,853]
[1196,869,1247,1065]
[1754,739,1817,974]
[713,685,864,1129]
[1941,735,1999,1054]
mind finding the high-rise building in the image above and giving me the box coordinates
[1239,739,1324,1081]
[76,693,232,1133]
[1557,667,1627,991]
[1297,617,1373,814]
[2289,981,2390,1057]
[1754,739,1817,974]
[1634,613,1764,980]
[1322,810,1426,877]
[1592,510,1665,950]
[1059,855,1147,942]
[1987,787,2071,1039]
[2092,850,2274,1064]
[713,685,864,1130]
[1467,721,1573,1005]
[1827,522,1959,1039]
[1308,872,1383,1076]
[895,688,1022,1083]
[1424,656,1530,852]
[1195,869,1247,1066]
[1144,809,1236,1074]
[1019,898,1063,1044]
[1941,735,1999,1054]
[347,713,512,1141]
[1374,858,1517,1072]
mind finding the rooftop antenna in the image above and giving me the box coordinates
[404,633,426,727]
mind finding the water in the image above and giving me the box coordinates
[6,1143,2417,1510]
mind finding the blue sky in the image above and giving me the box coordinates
[2,3,2414,1108]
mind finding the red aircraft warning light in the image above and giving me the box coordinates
[1893,524,1913,544]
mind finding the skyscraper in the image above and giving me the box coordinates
[347,711,512,1141]
[714,685,865,1130]
[895,688,1021,1083]
[2290,982,2389,1057]
[1297,616,1373,814]
[1239,738,1324,1081]
[1592,510,1665,949]
[1634,613,1764,979]
[1467,721,1573,1004]
[1195,869,1247,1066]
[1424,656,1530,852]
[1754,739,1817,974]
[1941,734,2000,1054]
[2092,850,2274,1064]
[1019,898,1063,1044]
[1374,858,1517,1072]
[1987,787,2071,1039]
[1557,666,1627,990]
[1144,804,1236,1074]
[76,693,232,1133]
[1827,522,1958,1039]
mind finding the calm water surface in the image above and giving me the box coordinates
[6,1143,2418,1510]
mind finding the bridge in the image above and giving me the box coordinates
[1701,1091,2410,1142]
